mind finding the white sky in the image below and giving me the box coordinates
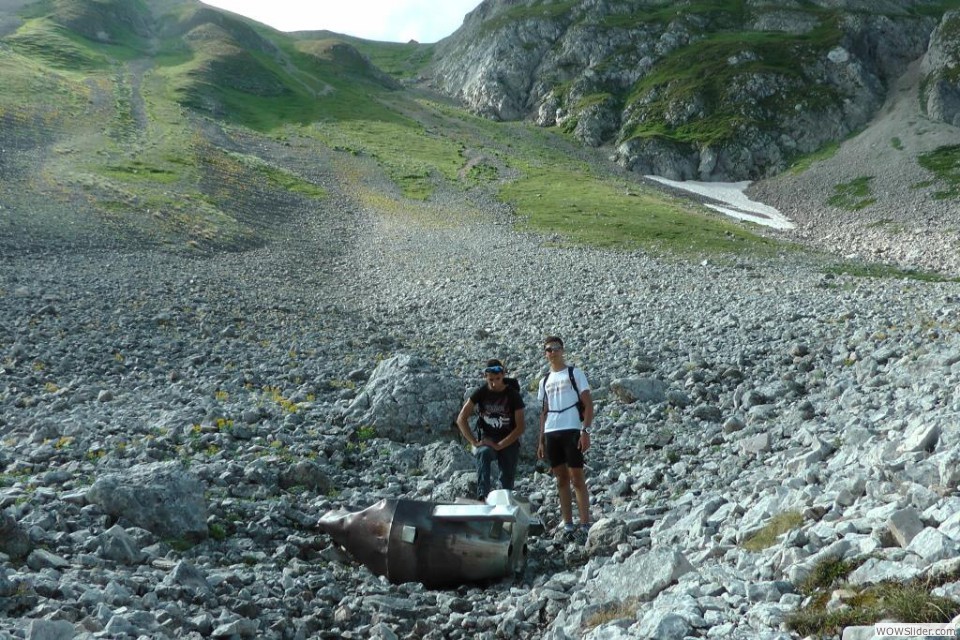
[200,1,483,43]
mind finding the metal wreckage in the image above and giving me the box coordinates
[317,490,541,588]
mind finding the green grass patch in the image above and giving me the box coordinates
[0,49,90,125]
[918,144,960,200]
[890,137,903,150]
[623,19,844,147]
[789,142,841,174]
[481,0,579,32]
[153,24,407,131]
[224,151,326,198]
[102,161,180,184]
[798,557,863,594]
[787,557,960,638]
[741,511,803,552]
[312,119,463,200]
[500,164,775,255]
[823,261,959,283]
[599,0,752,29]
[343,38,435,79]
[584,598,643,630]
[5,18,112,70]
[827,176,876,210]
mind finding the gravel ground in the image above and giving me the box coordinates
[3,89,960,639]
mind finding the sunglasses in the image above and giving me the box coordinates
[484,365,505,374]
[544,346,562,353]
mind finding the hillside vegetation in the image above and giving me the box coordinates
[0,0,778,258]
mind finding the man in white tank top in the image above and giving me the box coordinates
[536,336,594,538]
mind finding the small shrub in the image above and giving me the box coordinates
[918,144,960,199]
[165,538,194,552]
[799,556,862,594]
[742,511,803,552]
[827,176,876,210]
[788,573,960,637]
[584,598,642,630]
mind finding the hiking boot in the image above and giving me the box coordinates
[574,523,591,544]
[556,522,576,540]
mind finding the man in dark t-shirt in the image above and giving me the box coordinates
[455,359,526,501]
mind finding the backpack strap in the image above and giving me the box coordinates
[544,366,584,416]
[566,366,579,396]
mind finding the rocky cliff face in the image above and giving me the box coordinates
[428,0,957,181]
[921,10,960,127]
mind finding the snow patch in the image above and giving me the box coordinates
[646,177,795,230]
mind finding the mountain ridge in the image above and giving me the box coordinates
[2,0,960,274]
[428,0,959,182]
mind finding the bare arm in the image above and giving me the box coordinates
[579,389,593,452]
[537,393,547,459]
[495,408,525,450]
[455,399,479,447]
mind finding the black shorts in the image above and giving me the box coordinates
[544,430,585,469]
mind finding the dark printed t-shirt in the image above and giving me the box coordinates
[470,385,525,441]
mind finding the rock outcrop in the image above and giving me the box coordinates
[921,10,960,127]
[429,0,946,180]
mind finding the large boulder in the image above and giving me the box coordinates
[421,441,474,479]
[86,461,208,543]
[345,354,463,444]
[610,376,667,404]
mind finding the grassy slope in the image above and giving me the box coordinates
[0,0,778,258]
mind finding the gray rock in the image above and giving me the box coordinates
[0,511,31,559]
[906,527,960,564]
[888,507,924,548]
[211,617,258,638]
[25,619,75,640]
[847,558,922,586]
[609,376,667,404]
[278,460,332,492]
[420,441,473,478]
[86,461,209,542]
[921,11,960,126]
[345,354,462,444]
[588,547,694,602]
[899,418,941,453]
[585,518,629,556]
[163,560,213,595]
[26,548,70,571]
[740,432,771,455]
[635,611,691,640]
[97,524,144,564]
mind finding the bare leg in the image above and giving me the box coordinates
[552,465,573,524]
[570,467,590,524]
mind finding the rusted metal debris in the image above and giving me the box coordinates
[317,490,534,589]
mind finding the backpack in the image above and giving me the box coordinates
[540,366,585,421]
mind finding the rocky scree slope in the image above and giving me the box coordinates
[428,0,959,182]
[3,151,960,639]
